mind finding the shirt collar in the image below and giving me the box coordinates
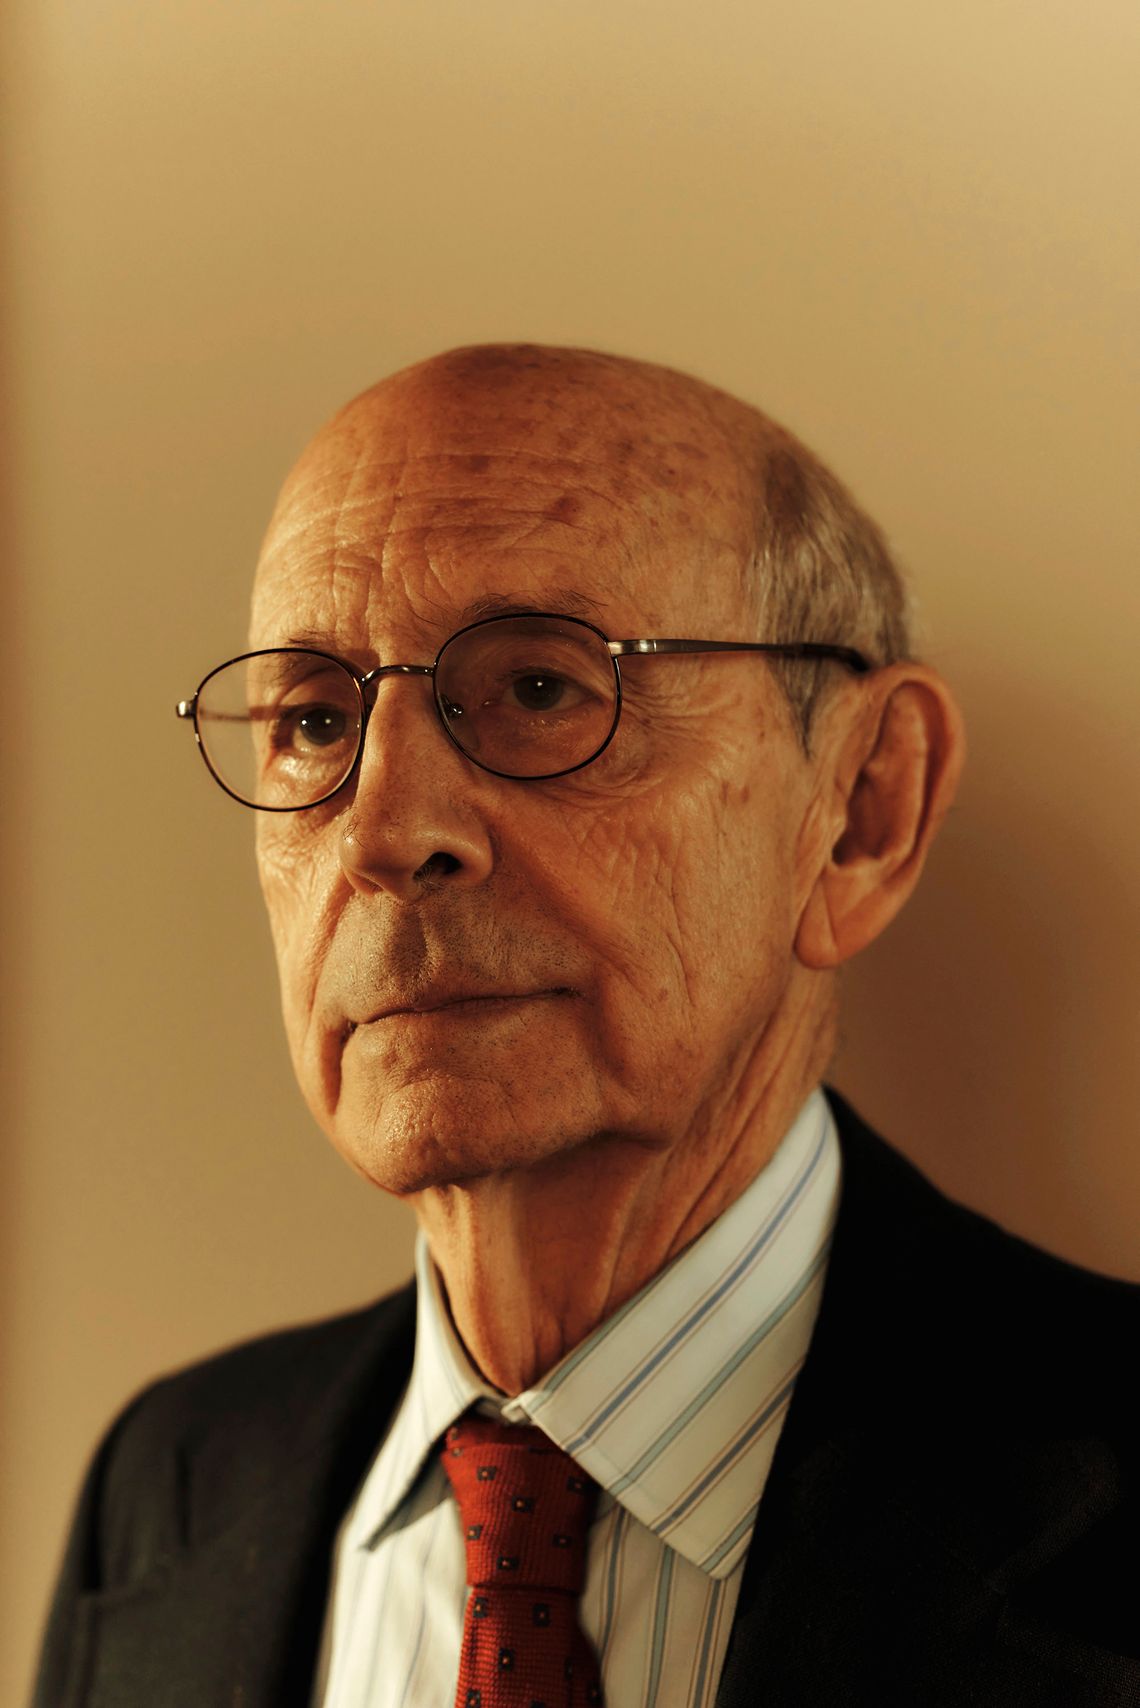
[348,1088,841,1579]
[342,1238,500,1551]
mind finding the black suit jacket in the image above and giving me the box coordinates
[33,1093,1140,1706]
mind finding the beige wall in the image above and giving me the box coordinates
[4,2,1138,1699]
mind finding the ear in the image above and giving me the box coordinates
[795,664,966,969]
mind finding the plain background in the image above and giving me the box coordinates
[3,2,1138,1700]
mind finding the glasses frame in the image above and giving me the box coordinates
[176,611,872,810]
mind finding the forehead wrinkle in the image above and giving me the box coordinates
[273,436,717,533]
[258,495,386,563]
[255,388,759,646]
[337,435,405,578]
[265,478,666,610]
[260,462,645,577]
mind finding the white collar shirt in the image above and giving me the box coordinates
[315,1087,841,1708]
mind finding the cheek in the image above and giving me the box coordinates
[652,799,791,986]
[538,767,796,1025]
[256,821,339,1030]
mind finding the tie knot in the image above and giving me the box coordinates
[441,1415,598,1594]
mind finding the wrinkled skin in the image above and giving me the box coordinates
[251,346,963,1390]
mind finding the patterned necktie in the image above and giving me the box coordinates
[441,1412,605,1708]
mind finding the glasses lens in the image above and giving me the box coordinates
[435,616,619,778]
[195,650,361,808]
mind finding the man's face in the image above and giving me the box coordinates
[252,358,819,1196]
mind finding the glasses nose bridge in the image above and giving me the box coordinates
[357,659,436,712]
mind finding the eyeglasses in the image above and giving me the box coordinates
[176,611,871,810]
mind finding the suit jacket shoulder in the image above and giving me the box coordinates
[712,1091,1140,1707]
[828,1089,1139,1470]
[33,1286,416,1708]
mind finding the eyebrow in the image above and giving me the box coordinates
[279,629,347,651]
[462,590,608,624]
[277,591,610,655]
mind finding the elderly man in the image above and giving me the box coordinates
[35,347,1138,1706]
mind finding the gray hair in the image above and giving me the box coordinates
[749,436,914,748]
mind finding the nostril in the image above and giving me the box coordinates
[414,851,462,882]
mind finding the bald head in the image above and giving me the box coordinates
[280,344,772,490]
[262,345,768,601]
[256,344,910,742]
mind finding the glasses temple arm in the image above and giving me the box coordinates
[607,639,872,673]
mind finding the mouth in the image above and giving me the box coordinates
[344,987,576,1035]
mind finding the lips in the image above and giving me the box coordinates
[357,986,576,1024]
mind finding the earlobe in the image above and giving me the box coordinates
[795,666,966,970]
[796,882,842,969]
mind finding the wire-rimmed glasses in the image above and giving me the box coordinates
[175,611,871,810]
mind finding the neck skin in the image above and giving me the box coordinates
[409,969,836,1396]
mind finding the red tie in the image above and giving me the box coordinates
[441,1413,605,1708]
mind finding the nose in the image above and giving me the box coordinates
[337,674,495,900]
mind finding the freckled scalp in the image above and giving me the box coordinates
[257,345,844,572]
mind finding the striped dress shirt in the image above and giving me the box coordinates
[314,1088,841,1708]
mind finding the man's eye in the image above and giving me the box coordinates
[508,673,574,712]
[274,704,350,749]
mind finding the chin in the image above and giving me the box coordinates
[324,1076,603,1197]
